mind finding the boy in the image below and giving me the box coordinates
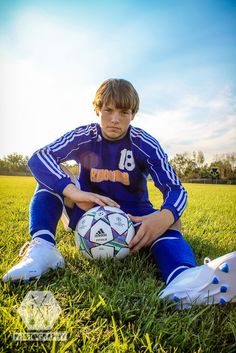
[3,79,236,308]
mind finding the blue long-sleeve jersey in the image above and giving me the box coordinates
[28,123,187,222]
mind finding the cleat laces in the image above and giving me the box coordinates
[18,239,41,257]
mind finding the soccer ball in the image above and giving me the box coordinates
[75,206,135,259]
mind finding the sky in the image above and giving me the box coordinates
[1,0,236,163]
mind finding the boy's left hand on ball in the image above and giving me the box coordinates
[128,209,174,253]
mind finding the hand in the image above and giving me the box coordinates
[128,209,174,253]
[63,184,120,211]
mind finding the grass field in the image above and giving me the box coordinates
[0,176,236,353]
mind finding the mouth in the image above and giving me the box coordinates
[107,127,121,132]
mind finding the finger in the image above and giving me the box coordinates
[105,199,120,208]
[93,198,106,207]
[131,234,149,253]
[129,228,145,249]
[95,195,120,208]
[128,214,144,223]
[76,202,95,211]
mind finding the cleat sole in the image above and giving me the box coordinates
[220,285,228,293]
[219,263,229,273]
[212,276,219,284]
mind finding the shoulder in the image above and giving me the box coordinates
[74,123,99,136]
[130,125,158,143]
[130,126,166,159]
[48,123,99,152]
[67,123,100,143]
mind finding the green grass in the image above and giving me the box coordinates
[0,176,236,353]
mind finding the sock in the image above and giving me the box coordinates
[150,229,196,284]
[29,187,64,246]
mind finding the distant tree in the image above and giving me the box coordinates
[197,151,205,167]
[209,160,233,179]
[171,151,236,181]
[170,153,197,179]
[228,152,236,169]
[0,159,8,173]
[0,153,30,174]
[218,153,236,171]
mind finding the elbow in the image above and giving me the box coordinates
[27,151,38,172]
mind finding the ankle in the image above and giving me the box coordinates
[32,237,56,246]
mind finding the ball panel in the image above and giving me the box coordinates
[90,220,113,244]
[115,248,131,259]
[108,213,128,235]
[94,209,107,221]
[76,235,94,259]
[103,206,124,214]
[76,215,94,237]
[84,206,100,217]
[105,237,129,253]
[81,250,93,260]
[126,224,136,244]
[91,245,114,258]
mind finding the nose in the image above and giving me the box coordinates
[111,111,120,124]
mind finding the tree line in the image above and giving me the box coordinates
[0,151,236,182]
[170,151,236,182]
[0,153,30,175]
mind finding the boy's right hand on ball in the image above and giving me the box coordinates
[63,183,120,211]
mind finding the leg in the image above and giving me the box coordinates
[151,219,236,307]
[30,185,65,244]
[2,185,65,282]
[160,251,236,308]
[151,219,196,284]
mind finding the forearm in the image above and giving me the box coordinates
[159,185,188,221]
[62,183,83,203]
[158,208,175,231]
[28,149,72,193]
[62,183,120,211]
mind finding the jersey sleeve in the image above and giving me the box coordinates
[131,127,188,221]
[28,124,96,195]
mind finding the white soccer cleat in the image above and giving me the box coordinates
[160,251,236,309]
[2,238,65,282]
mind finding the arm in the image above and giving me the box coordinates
[28,126,89,195]
[28,125,119,209]
[63,183,119,211]
[129,128,187,252]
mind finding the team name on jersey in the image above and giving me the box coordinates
[90,149,135,185]
[90,168,130,185]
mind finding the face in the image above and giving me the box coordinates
[98,102,135,141]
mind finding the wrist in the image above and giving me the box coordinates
[62,183,79,200]
[159,208,175,227]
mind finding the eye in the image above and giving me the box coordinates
[121,110,129,115]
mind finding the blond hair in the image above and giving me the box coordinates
[93,79,139,115]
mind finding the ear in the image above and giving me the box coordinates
[131,114,135,121]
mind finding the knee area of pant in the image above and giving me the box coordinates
[31,190,63,205]
[169,218,182,232]
[150,229,183,250]
[150,231,196,268]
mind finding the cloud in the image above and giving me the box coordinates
[136,87,236,162]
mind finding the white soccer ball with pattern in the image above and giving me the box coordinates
[75,206,135,259]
